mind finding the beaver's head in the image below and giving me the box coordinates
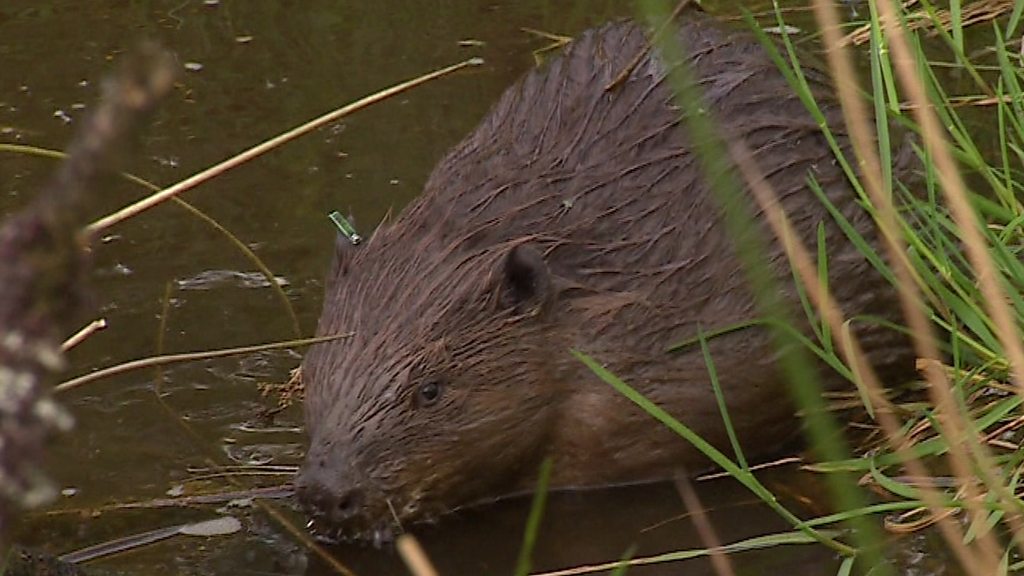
[296,226,562,544]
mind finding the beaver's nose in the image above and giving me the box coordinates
[295,467,365,524]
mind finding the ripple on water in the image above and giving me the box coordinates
[175,270,290,291]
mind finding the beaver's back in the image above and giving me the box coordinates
[385,13,904,369]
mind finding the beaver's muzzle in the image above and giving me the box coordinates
[294,452,381,539]
[295,471,364,526]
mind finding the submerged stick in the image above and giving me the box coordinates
[58,517,241,564]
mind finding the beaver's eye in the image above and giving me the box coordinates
[416,380,443,407]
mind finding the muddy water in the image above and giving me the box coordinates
[0,1,955,575]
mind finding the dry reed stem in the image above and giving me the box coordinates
[819,0,995,549]
[85,57,483,235]
[737,37,1001,576]
[724,132,998,570]
[877,0,1024,413]
[724,108,994,567]
[884,504,957,532]
[981,414,1024,444]
[841,0,1014,46]
[875,0,1024,554]
[0,143,304,338]
[697,456,804,481]
[810,0,1011,571]
[53,333,351,393]
[936,95,1019,108]
[61,318,107,352]
[674,471,736,576]
[397,535,440,576]
[527,533,802,576]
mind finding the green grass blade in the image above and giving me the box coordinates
[698,328,748,470]
[514,458,553,576]
[573,350,855,556]
[607,546,636,576]
[837,554,856,576]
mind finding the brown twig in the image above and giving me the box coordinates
[86,57,484,235]
[54,333,352,393]
[397,535,440,576]
[60,318,107,352]
[674,470,736,576]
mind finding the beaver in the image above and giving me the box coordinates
[296,10,913,543]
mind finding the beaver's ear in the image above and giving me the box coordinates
[498,244,552,315]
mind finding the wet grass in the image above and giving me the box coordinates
[572,0,1023,574]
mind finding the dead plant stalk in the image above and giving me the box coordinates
[53,333,351,393]
[880,0,1024,554]
[811,0,1016,570]
[85,57,483,235]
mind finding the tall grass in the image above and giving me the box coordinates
[575,0,1024,573]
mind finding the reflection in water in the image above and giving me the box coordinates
[0,1,951,575]
[307,478,839,576]
[176,269,290,291]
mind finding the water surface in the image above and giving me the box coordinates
[0,1,969,574]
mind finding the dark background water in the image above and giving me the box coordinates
[0,1,963,574]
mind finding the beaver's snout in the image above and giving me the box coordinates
[295,474,364,526]
[294,446,406,544]
[294,456,379,542]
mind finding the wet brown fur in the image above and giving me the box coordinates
[298,11,913,542]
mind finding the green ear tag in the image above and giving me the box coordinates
[328,211,362,245]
